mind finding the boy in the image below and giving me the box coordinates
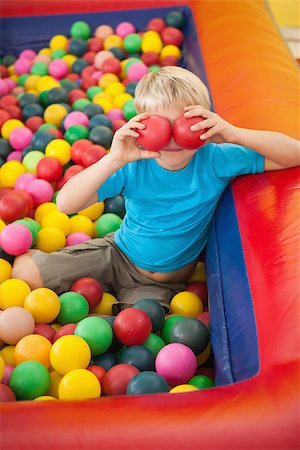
[12,67,300,313]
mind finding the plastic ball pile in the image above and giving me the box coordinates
[0,11,215,401]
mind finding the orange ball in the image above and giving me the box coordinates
[14,334,52,368]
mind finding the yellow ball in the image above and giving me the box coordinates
[45,139,71,165]
[36,75,60,94]
[50,335,91,375]
[42,211,71,236]
[0,219,6,232]
[103,34,123,50]
[91,292,117,315]
[78,202,104,221]
[34,202,58,224]
[0,161,26,188]
[62,54,77,68]
[93,91,111,101]
[34,395,56,401]
[169,384,199,393]
[24,288,61,323]
[1,119,24,140]
[50,34,68,51]
[0,355,5,382]
[59,368,101,400]
[51,323,61,333]
[48,370,63,398]
[196,343,211,366]
[160,44,181,60]
[24,74,40,91]
[98,73,119,89]
[14,334,52,368]
[113,93,133,110]
[0,345,16,367]
[0,258,12,284]
[170,291,203,317]
[93,96,114,114]
[0,279,31,309]
[44,104,68,127]
[39,48,52,56]
[141,31,163,53]
[104,82,125,98]
[69,215,94,237]
[188,261,206,283]
[35,226,66,252]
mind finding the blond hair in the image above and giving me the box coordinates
[134,66,211,113]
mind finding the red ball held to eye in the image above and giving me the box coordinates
[137,114,172,152]
[173,115,208,149]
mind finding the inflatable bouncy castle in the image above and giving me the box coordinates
[1,0,299,448]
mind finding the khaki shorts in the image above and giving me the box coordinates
[31,233,185,312]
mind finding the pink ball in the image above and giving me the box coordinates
[14,58,32,75]
[64,111,90,129]
[25,179,54,207]
[19,49,37,60]
[107,108,124,121]
[5,78,17,91]
[155,343,197,386]
[7,151,23,162]
[0,223,32,255]
[15,173,37,190]
[2,365,14,385]
[34,54,51,64]
[66,232,91,246]
[48,59,69,80]
[115,22,136,38]
[91,71,103,80]
[9,126,33,151]
[0,79,10,96]
[127,62,148,82]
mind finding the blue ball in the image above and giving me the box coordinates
[119,345,155,371]
[92,352,118,371]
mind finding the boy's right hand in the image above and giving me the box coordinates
[108,113,159,168]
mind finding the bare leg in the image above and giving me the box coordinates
[12,251,44,290]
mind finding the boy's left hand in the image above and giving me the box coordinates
[184,106,238,144]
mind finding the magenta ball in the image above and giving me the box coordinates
[25,179,54,207]
[64,111,90,129]
[14,58,32,75]
[107,109,124,121]
[91,71,102,80]
[7,151,23,162]
[48,59,69,80]
[15,173,37,190]
[2,365,14,386]
[0,223,32,255]
[9,126,33,151]
[127,62,148,82]
[0,80,10,96]
[155,343,197,386]
[66,232,91,246]
[115,22,136,38]
[19,49,37,61]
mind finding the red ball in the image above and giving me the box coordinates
[186,281,208,306]
[141,52,160,67]
[161,27,183,46]
[36,157,63,182]
[87,365,106,384]
[34,323,56,343]
[173,115,208,149]
[81,145,107,167]
[88,37,103,53]
[160,55,179,67]
[80,76,97,91]
[196,311,210,328]
[56,175,66,190]
[0,191,28,223]
[71,139,93,164]
[147,17,165,33]
[3,104,22,120]
[47,128,64,139]
[112,119,126,133]
[113,308,152,346]
[0,65,9,78]
[82,52,96,65]
[68,89,87,105]
[81,65,96,78]
[0,95,19,109]
[70,277,103,311]
[0,383,16,402]
[53,323,77,342]
[101,57,121,75]
[63,164,85,183]
[137,115,172,152]
[14,189,34,216]
[102,364,140,396]
[0,109,11,128]
[25,116,44,132]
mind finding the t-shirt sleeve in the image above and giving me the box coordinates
[97,167,126,201]
[210,143,265,179]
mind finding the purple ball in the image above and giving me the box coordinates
[25,179,54,207]
[9,126,33,151]
[66,232,91,246]
[0,223,32,256]
[155,343,197,386]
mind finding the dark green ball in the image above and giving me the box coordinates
[19,93,40,108]
[0,138,13,159]
[119,345,155,372]
[31,131,55,151]
[46,87,69,105]
[89,125,113,149]
[92,352,118,371]
[22,103,44,120]
[133,298,165,332]
[126,371,169,395]
[82,103,104,118]
[90,114,112,129]
[2,54,16,67]
[166,10,185,29]
[104,194,126,218]
[69,38,88,57]
[71,58,89,75]
[170,317,210,355]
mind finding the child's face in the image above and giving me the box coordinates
[149,107,199,171]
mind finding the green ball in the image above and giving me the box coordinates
[86,86,103,100]
[14,219,41,247]
[74,316,113,356]
[188,375,215,389]
[30,62,48,76]
[9,361,50,400]
[38,123,58,132]
[143,333,165,357]
[57,291,89,324]
[160,315,185,344]
[18,74,29,87]
[71,98,90,111]
[123,99,136,120]
[52,190,60,203]
[39,90,50,107]
[123,34,142,53]
[22,150,45,173]
[95,213,122,237]
[64,124,89,144]
[51,49,67,59]
[166,10,185,29]
[148,65,160,73]
[70,21,91,40]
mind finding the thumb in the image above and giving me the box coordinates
[140,150,160,159]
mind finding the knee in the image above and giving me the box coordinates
[12,251,44,290]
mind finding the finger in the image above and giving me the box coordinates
[140,150,160,159]
[200,128,215,140]
[130,112,150,122]
[118,129,139,139]
[190,118,216,131]
[127,121,146,130]
[184,108,211,119]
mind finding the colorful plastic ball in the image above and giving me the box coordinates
[30,62,48,76]
[59,368,100,400]
[188,374,214,389]
[57,291,89,325]
[45,138,71,165]
[0,383,16,402]
[14,58,32,76]
[65,232,90,247]
[95,213,122,237]
[79,201,104,221]
[7,151,23,162]
[90,113,112,129]
[2,364,14,386]
[170,317,210,355]
[143,333,165,357]
[34,323,56,343]
[34,201,57,223]
[147,17,165,33]
[69,214,94,236]
[50,334,91,375]
[0,191,28,223]
[53,323,76,343]
[22,103,44,121]
[107,108,124,121]
[74,316,112,356]
[25,178,54,207]
[22,150,45,174]
[122,99,136,120]
[188,261,207,283]
[155,343,197,385]
[70,277,103,311]
[170,291,203,317]
[0,307,34,345]
[141,31,163,53]
[161,26,183,46]
[0,278,31,310]
[113,309,151,346]
[36,226,67,252]
[101,363,138,396]
[91,292,117,316]
[133,298,165,332]
[95,25,114,40]
[119,345,155,372]
[186,280,208,307]
[31,130,55,151]
[91,351,117,371]
[9,360,50,400]
[166,10,185,28]
[160,315,185,344]
[126,371,169,395]
[141,52,160,67]
[160,44,181,60]
[127,62,148,82]
[137,115,172,152]
[50,34,68,51]
[14,334,52,367]
[101,57,121,75]
[0,258,12,284]
[115,22,135,38]
[36,156,63,182]
[173,115,207,149]
[0,223,32,256]
[14,219,40,247]
[48,59,69,80]
[169,384,198,394]
[43,104,68,127]
[24,287,60,323]
[123,34,142,53]
[88,125,113,149]
[64,111,90,130]
[86,365,105,385]
[69,38,88,57]
[103,195,125,218]
[0,346,16,367]
[0,160,25,187]
[70,21,91,40]
[41,210,71,236]
[80,144,107,167]
[9,126,33,151]
[64,124,89,144]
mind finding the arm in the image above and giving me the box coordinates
[56,113,157,215]
[184,106,300,171]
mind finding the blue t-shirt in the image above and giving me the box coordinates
[97,143,264,272]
